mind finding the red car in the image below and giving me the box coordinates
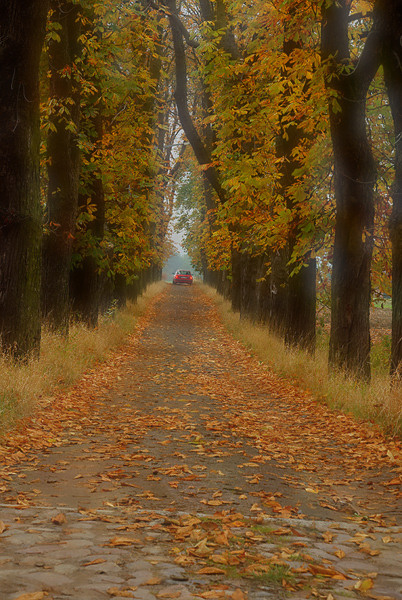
[173,270,193,285]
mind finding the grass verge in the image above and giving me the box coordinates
[201,284,401,439]
[0,281,165,433]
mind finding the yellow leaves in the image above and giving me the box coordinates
[0,520,6,534]
[244,562,271,575]
[189,538,214,557]
[107,587,137,597]
[334,549,346,559]
[359,543,380,557]
[354,578,374,592]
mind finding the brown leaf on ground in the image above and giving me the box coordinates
[308,564,347,579]
[107,587,136,597]
[197,566,226,575]
[82,558,107,566]
[51,513,66,525]
[14,593,47,600]
[232,590,247,600]
[143,577,162,585]
[104,536,142,546]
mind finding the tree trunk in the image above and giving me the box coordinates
[230,245,242,313]
[275,25,316,353]
[380,0,402,380]
[70,161,105,327]
[322,1,381,380]
[42,0,81,334]
[0,0,48,358]
[286,259,316,351]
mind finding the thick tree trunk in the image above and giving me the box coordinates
[286,259,316,351]
[42,0,81,334]
[269,248,288,335]
[380,0,402,380]
[0,0,48,358]
[240,252,260,321]
[230,246,242,313]
[70,162,105,327]
[275,27,316,353]
[322,1,380,380]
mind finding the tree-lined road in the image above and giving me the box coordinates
[0,285,401,599]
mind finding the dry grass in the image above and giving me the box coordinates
[202,284,401,439]
[0,281,165,432]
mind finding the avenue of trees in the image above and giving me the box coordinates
[0,0,401,385]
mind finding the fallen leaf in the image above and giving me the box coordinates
[360,543,380,556]
[334,549,346,559]
[104,536,142,547]
[232,590,246,600]
[323,531,334,543]
[308,564,347,579]
[83,558,107,566]
[189,538,213,557]
[107,587,136,597]
[0,520,6,534]
[14,594,47,600]
[51,513,66,525]
[197,566,226,575]
[143,577,162,585]
[156,593,182,599]
[354,578,374,592]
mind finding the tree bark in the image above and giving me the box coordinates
[322,1,381,380]
[164,0,225,203]
[42,0,81,334]
[0,0,48,358]
[379,0,402,380]
[70,154,105,327]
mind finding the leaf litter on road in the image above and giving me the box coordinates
[0,285,401,599]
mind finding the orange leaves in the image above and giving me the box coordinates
[104,536,143,547]
[143,577,163,585]
[107,587,137,597]
[13,594,48,600]
[83,558,107,567]
[51,513,66,526]
[197,566,226,575]
[307,563,348,580]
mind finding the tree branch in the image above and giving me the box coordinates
[163,0,225,202]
